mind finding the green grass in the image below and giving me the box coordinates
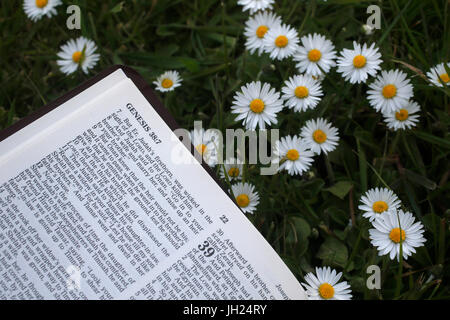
[0,0,449,300]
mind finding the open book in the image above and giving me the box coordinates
[0,66,306,300]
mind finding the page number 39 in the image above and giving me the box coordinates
[198,241,215,257]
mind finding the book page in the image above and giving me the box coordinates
[0,70,306,300]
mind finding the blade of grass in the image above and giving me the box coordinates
[438,218,446,265]
[356,138,368,192]
[378,0,412,45]
[413,131,450,149]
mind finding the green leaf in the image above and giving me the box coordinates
[177,57,200,72]
[334,229,347,241]
[422,213,439,234]
[202,32,236,47]
[110,1,125,13]
[156,25,176,37]
[404,169,437,190]
[413,131,450,149]
[316,237,349,268]
[325,207,349,227]
[298,178,325,198]
[296,238,310,258]
[156,44,180,57]
[324,181,353,199]
[292,217,311,240]
[120,52,201,71]
[354,127,381,153]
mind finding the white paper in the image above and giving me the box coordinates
[0,70,306,300]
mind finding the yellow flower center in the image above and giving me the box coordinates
[195,144,207,155]
[395,109,409,121]
[318,283,335,299]
[439,73,450,84]
[389,228,406,243]
[286,149,299,161]
[161,78,174,89]
[35,0,48,8]
[294,86,309,98]
[382,84,397,99]
[313,129,327,144]
[308,49,322,62]
[353,55,367,68]
[236,194,250,208]
[72,51,83,63]
[228,167,240,178]
[275,35,288,48]
[372,200,388,213]
[249,98,265,113]
[256,25,269,38]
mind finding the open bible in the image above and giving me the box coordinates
[0,66,306,300]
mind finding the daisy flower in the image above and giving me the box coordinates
[293,33,337,77]
[336,42,382,84]
[426,62,450,87]
[244,11,282,55]
[190,128,220,167]
[382,100,421,131]
[281,74,323,112]
[231,182,260,214]
[367,69,414,113]
[231,81,284,130]
[358,187,401,222]
[302,267,352,300]
[263,24,300,61]
[23,0,61,22]
[237,0,274,14]
[300,118,339,155]
[153,70,182,92]
[362,24,375,35]
[219,157,244,181]
[369,210,426,261]
[272,135,314,176]
[56,37,100,75]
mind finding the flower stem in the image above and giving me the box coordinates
[394,211,404,298]
[324,155,335,184]
[344,226,362,273]
[389,131,400,155]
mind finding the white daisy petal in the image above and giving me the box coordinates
[219,157,244,181]
[300,118,340,155]
[56,37,100,75]
[272,135,315,176]
[336,41,382,84]
[358,187,401,222]
[293,33,337,77]
[426,62,450,87]
[153,70,182,92]
[263,24,300,61]
[189,128,220,167]
[23,0,61,22]
[237,0,274,14]
[382,100,421,131]
[244,11,282,56]
[281,74,323,112]
[302,267,352,300]
[231,81,284,130]
[369,209,426,261]
[231,182,260,214]
[367,69,414,113]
